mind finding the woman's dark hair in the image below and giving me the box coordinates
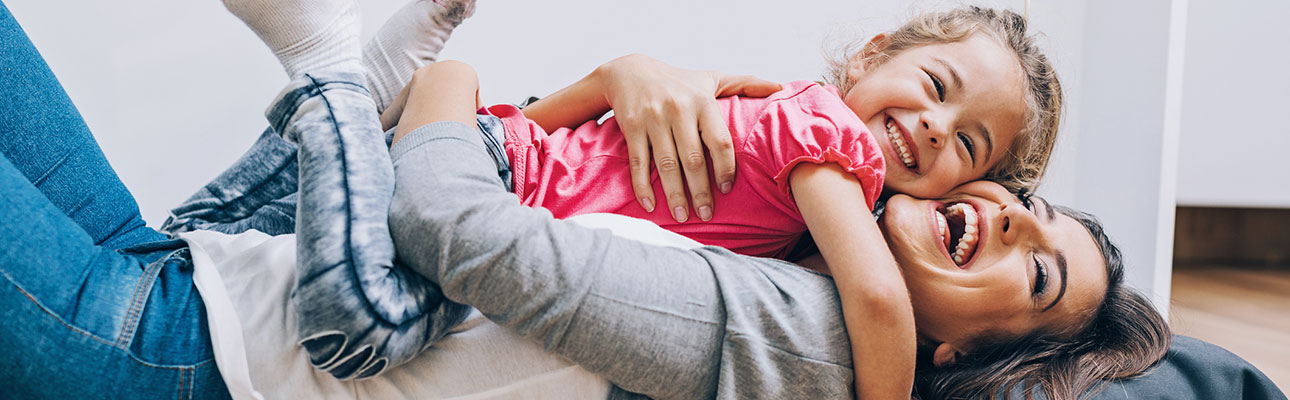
[911,204,1172,399]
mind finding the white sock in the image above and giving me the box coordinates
[222,0,362,78]
[362,0,477,111]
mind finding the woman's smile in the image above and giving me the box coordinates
[877,181,1109,353]
[926,199,987,269]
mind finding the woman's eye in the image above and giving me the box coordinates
[957,132,976,163]
[1033,254,1049,297]
[927,71,946,102]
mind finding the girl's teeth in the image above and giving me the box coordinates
[886,120,916,169]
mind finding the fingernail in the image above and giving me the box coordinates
[719,181,733,194]
[641,198,654,212]
[697,205,712,221]
[673,206,688,222]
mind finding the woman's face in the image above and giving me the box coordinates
[878,181,1108,358]
[843,32,1026,199]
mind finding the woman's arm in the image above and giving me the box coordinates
[386,119,855,399]
[523,54,781,222]
[790,163,916,400]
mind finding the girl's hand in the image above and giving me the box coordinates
[597,54,781,222]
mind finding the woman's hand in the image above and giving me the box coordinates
[597,54,781,222]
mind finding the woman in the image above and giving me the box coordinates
[0,2,1169,399]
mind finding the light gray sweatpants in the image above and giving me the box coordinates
[387,121,857,399]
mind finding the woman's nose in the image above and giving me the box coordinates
[999,203,1041,246]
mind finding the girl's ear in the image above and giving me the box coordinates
[848,33,891,81]
[932,342,961,367]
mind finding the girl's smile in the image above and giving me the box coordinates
[844,31,1028,199]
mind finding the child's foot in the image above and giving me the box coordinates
[362,0,478,112]
[222,0,362,77]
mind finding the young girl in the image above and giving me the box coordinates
[170,1,1061,398]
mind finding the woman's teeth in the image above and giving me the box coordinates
[936,211,948,247]
[944,203,980,266]
[886,120,916,169]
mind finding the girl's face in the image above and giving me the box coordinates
[844,32,1027,199]
[878,181,1108,363]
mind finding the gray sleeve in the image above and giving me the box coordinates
[387,121,855,399]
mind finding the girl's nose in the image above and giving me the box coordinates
[921,111,950,149]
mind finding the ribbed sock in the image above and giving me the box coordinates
[222,0,362,77]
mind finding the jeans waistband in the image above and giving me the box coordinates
[475,114,512,191]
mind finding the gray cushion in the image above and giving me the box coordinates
[1090,335,1285,399]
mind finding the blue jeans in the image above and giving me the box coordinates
[0,3,228,399]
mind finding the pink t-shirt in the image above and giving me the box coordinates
[489,81,885,259]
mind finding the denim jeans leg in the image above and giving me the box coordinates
[265,73,467,380]
[0,1,165,249]
[0,4,226,397]
[161,127,300,237]
[0,141,229,399]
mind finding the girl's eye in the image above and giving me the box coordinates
[957,132,976,163]
[927,71,946,102]
[1033,254,1049,297]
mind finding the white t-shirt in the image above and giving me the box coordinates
[181,213,701,400]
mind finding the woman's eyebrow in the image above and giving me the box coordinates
[1037,196,1056,222]
[1035,196,1066,312]
[1043,252,1069,312]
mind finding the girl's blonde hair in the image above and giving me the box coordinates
[825,6,1063,193]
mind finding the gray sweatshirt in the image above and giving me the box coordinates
[387,121,855,399]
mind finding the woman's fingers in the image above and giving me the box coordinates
[671,112,714,221]
[600,54,782,220]
[621,116,657,213]
[647,121,690,223]
[698,100,736,196]
[716,74,783,98]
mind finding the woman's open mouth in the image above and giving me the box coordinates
[885,118,918,171]
[934,201,981,268]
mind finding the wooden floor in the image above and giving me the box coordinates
[1169,265,1290,390]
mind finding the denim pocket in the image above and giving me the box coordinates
[0,243,228,398]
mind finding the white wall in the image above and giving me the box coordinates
[1175,0,1290,208]
[1065,0,1188,313]
[10,0,1185,304]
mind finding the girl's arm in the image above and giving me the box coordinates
[523,54,781,222]
[390,60,480,146]
[790,163,915,400]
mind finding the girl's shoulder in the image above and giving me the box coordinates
[718,80,865,154]
[753,80,860,126]
[759,80,841,104]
